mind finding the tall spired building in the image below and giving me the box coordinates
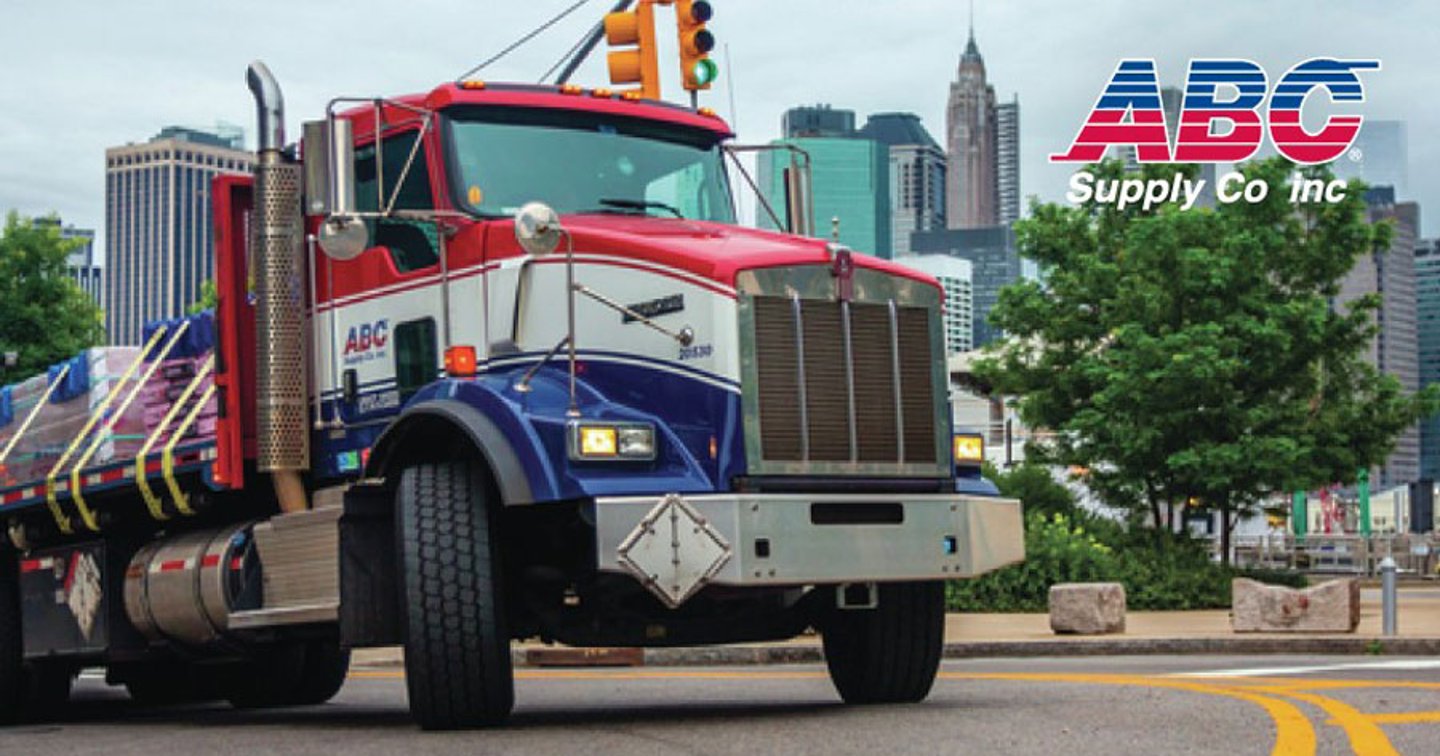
[945,24,1016,228]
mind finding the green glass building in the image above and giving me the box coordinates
[756,136,892,259]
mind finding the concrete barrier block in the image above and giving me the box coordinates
[1231,578,1360,633]
[1049,582,1127,635]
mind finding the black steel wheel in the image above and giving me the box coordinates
[398,460,513,730]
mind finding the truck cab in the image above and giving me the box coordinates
[0,64,1023,730]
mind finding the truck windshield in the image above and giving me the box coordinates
[447,106,735,223]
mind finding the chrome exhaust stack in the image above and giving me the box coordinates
[247,60,310,514]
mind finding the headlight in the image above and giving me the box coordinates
[569,421,657,461]
[953,433,984,466]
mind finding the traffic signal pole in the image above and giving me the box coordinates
[555,0,635,85]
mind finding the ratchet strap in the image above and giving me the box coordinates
[45,325,170,533]
[0,365,70,471]
[136,354,214,520]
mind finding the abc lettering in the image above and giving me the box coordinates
[1052,58,1380,165]
[343,320,390,355]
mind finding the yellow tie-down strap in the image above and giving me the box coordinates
[0,364,70,470]
[136,354,215,521]
[45,324,176,534]
[163,383,217,517]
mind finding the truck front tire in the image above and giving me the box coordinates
[398,460,514,730]
[820,581,946,704]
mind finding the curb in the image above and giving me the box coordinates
[353,636,1440,670]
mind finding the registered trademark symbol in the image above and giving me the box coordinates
[1348,148,1364,162]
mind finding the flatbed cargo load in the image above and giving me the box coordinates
[0,312,218,515]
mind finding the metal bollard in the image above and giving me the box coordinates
[1380,556,1398,636]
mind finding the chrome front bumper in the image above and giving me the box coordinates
[593,492,1025,607]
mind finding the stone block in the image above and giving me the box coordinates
[1231,578,1360,633]
[1049,582,1127,635]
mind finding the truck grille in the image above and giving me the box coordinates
[746,294,943,474]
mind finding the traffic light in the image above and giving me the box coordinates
[675,0,717,91]
[604,2,660,100]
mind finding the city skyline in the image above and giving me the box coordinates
[2,1,1436,251]
[104,126,252,345]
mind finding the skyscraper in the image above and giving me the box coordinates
[758,136,891,258]
[1337,187,1421,488]
[31,217,102,306]
[1333,120,1408,198]
[858,113,946,256]
[1416,237,1440,480]
[945,26,998,229]
[782,105,857,138]
[995,96,1021,225]
[105,126,252,345]
[910,225,1021,347]
[893,254,973,354]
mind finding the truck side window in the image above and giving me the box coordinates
[394,317,438,400]
[354,131,440,273]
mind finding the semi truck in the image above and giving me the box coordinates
[0,4,1023,730]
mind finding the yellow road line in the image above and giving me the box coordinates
[350,668,1318,755]
[347,666,1440,756]
[1255,689,1400,756]
[943,673,1316,756]
[1218,678,1440,692]
[349,669,826,681]
[1364,712,1440,725]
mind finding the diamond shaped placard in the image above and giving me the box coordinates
[616,494,732,608]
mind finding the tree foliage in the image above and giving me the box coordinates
[976,158,1438,558]
[187,279,219,315]
[0,212,105,384]
[983,461,1077,518]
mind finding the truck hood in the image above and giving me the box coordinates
[483,214,939,292]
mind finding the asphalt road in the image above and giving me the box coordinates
[5,655,1439,755]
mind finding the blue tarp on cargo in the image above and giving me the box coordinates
[0,385,12,427]
[46,352,92,404]
[141,311,216,359]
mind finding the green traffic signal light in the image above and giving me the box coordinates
[692,57,718,86]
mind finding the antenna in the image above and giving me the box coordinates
[455,0,593,83]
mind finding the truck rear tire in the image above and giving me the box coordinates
[287,640,350,706]
[820,581,945,704]
[398,460,514,730]
[221,640,349,709]
[224,643,307,709]
[122,662,219,706]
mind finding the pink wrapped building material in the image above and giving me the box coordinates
[0,347,149,485]
[142,397,218,429]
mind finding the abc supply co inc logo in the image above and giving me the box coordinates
[1051,58,1381,211]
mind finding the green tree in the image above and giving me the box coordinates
[187,279,219,315]
[983,461,1077,518]
[977,158,1438,562]
[0,212,105,384]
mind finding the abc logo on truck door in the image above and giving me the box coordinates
[343,319,389,365]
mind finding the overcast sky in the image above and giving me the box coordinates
[1,0,1434,254]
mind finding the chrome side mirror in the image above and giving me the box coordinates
[306,118,368,260]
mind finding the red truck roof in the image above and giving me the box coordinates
[340,82,734,141]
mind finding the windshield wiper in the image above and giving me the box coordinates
[595,197,684,219]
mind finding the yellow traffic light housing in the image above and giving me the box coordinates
[675,0,717,91]
[604,2,660,100]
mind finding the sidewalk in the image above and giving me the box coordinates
[351,587,1440,669]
